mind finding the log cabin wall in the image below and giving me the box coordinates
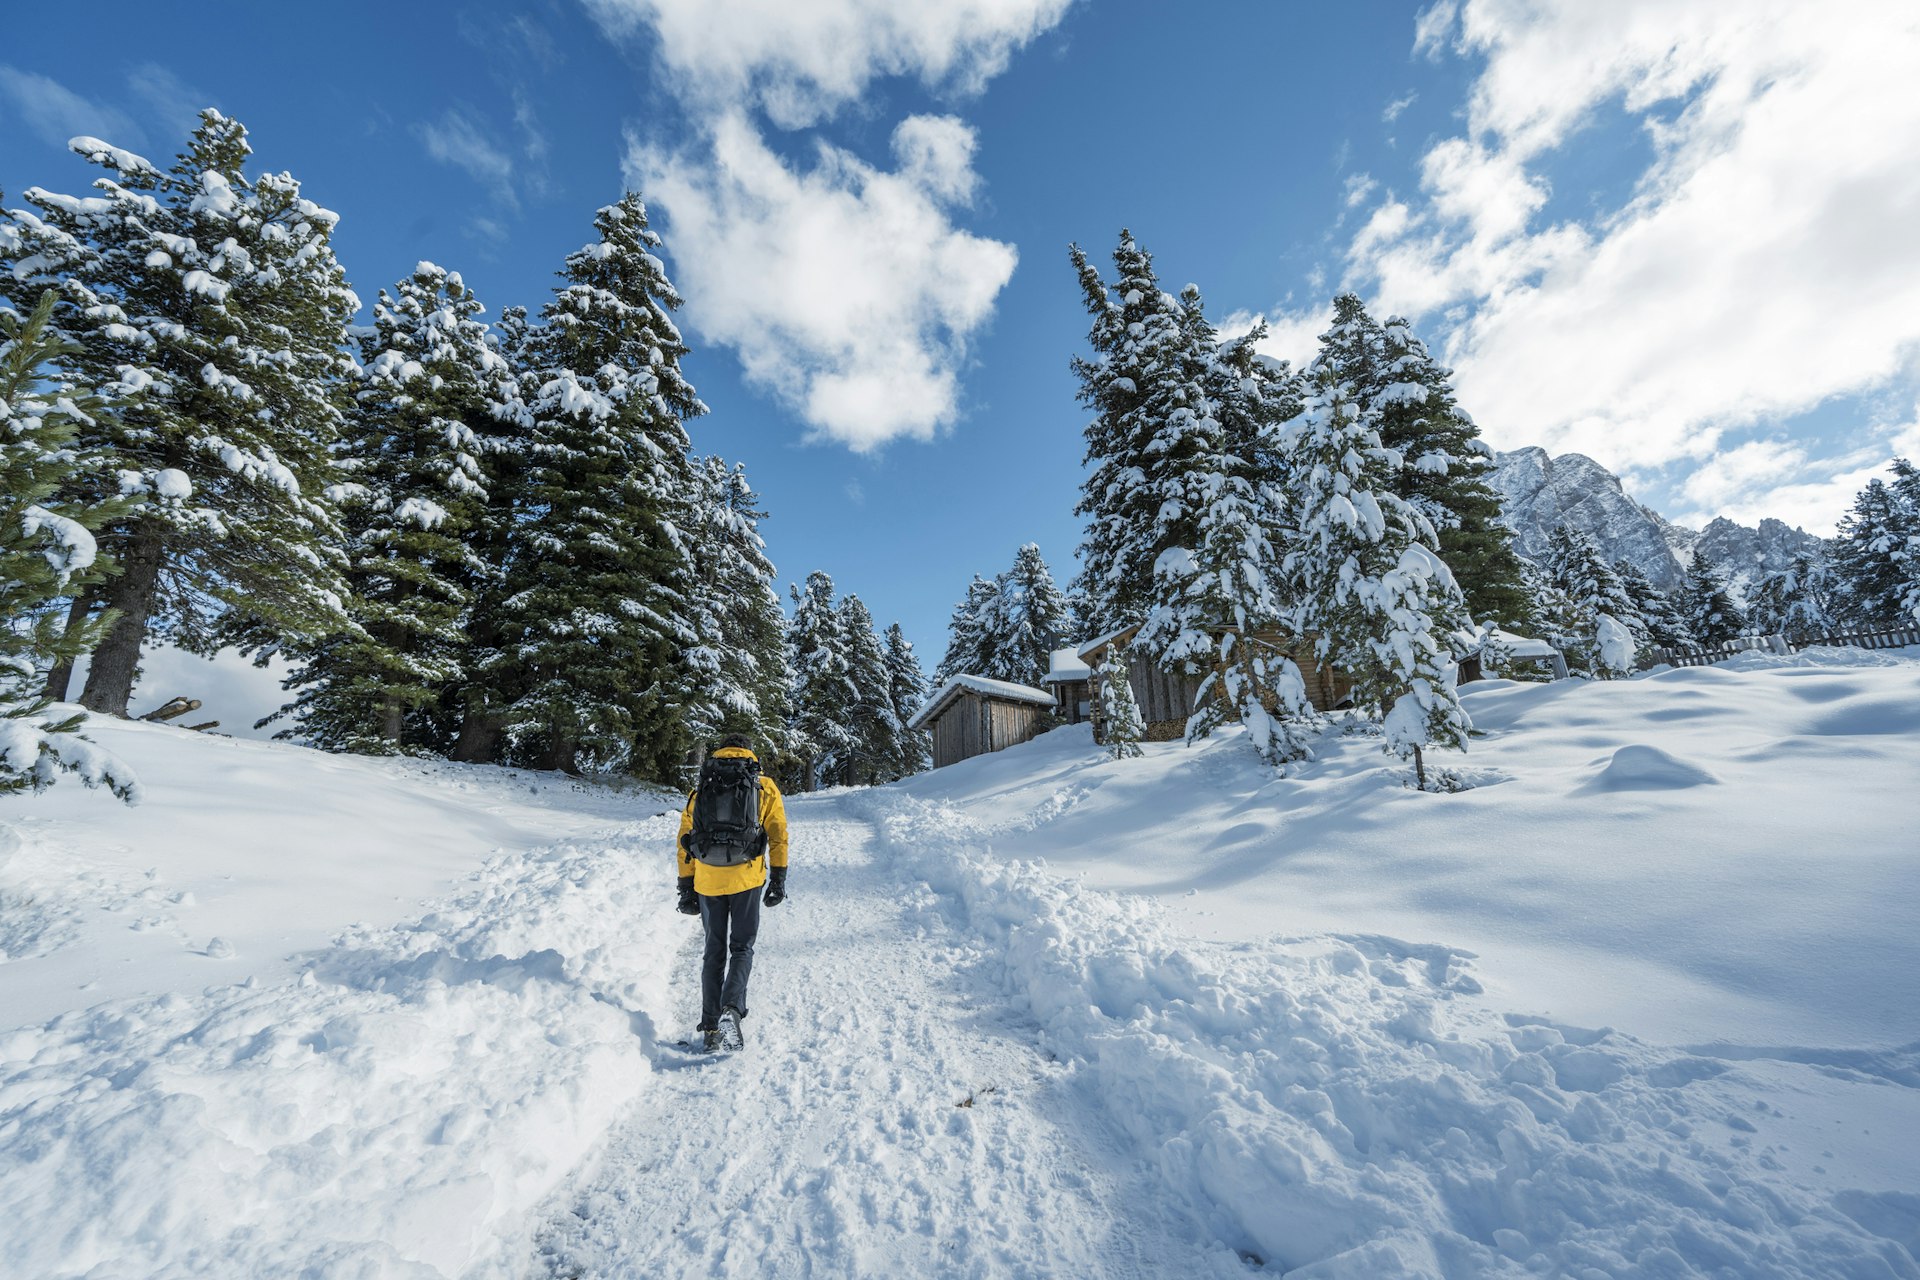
[989,699,1038,751]
[1050,679,1090,724]
[927,690,1051,767]
[1085,628,1355,744]
[930,691,984,768]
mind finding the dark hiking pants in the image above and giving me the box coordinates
[699,886,763,1031]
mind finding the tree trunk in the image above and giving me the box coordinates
[449,703,504,763]
[43,592,98,701]
[374,620,408,747]
[376,694,405,745]
[1412,743,1428,791]
[80,520,167,717]
[538,733,579,776]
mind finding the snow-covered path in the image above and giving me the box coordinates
[533,795,1238,1279]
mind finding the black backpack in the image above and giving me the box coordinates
[682,755,766,867]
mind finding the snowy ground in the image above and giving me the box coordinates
[897,646,1920,1050]
[3,648,1917,1277]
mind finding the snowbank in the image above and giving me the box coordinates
[0,720,685,1277]
[855,786,1919,1277]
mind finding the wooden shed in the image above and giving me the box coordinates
[1454,626,1569,683]
[1078,624,1353,743]
[909,675,1057,769]
[1042,647,1092,724]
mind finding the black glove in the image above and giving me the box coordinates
[677,876,700,916]
[763,865,787,908]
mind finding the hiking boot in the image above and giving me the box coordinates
[718,1006,745,1051]
[702,1029,722,1053]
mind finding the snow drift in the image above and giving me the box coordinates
[1,722,683,1278]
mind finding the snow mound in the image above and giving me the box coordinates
[0,829,682,1278]
[1585,743,1719,791]
[0,719,689,1278]
[855,788,1915,1278]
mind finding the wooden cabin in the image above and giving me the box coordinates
[909,675,1057,769]
[1455,627,1569,683]
[1078,624,1354,743]
[1042,647,1092,724]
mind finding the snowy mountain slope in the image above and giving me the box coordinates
[854,785,1919,1278]
[894,649,1920,1051]
[534,643,1920,1278]
[1489,446,1823,592]
[4,650,1917,1277]
[862,650,1920,1274]
[1688,514,1830,599]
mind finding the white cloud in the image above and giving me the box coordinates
[1342,172,1378,208]
[0,66,144,151]
[1343,0,1920,499]
[1219,306,1329,372]
[126,64,209,136]
[626,112,1018,452]
[1382,92,1417,124]
[1413,2,1461,58]
[1671,409,1920,534]
[582,0,1073,128]
[416,108,519,208]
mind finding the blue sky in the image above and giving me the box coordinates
[5,0,1918,670]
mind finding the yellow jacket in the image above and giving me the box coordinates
[677,746,789,896]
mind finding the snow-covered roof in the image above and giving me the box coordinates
[1485,628,1560,660]
[908,674,1056,731]
[1076,624,1142,662]
[1043,648,1092,683]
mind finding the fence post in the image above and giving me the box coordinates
[1768,634,1790,656]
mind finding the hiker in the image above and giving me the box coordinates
[677,733,789,1052]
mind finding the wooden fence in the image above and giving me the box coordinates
[1645,624,1920,670]
[1787,625,1920,653]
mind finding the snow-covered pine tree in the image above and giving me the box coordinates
[883,622,931,778]
[444,305,537,765]
[978,542,1071,687]
[1593,614,1638,678]
[0,291,140,800]
[486,195,706,777]
[1542,526,1640,672]
[276,263,514,753]
[1136,298,1314,765]
[1069,233,1212,635]
[1,115,359,716]
[1747,550,1843,643]
[1890,460,1920,626]
[835,593,900,786]
[1310,295,1530,626]
[1522,560,1588,673]
[1615,560,1694,650]
[1682,551,1747,646]
[786,571,857,792]
[1064,585,1096,648]
[1096,645,1143,759]
[934,574,1000,684]
[679,456,793,767]
[1282,370,1471,788]
[1832,461,1920,627]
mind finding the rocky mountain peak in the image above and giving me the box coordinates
[1488,449,1823,596]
